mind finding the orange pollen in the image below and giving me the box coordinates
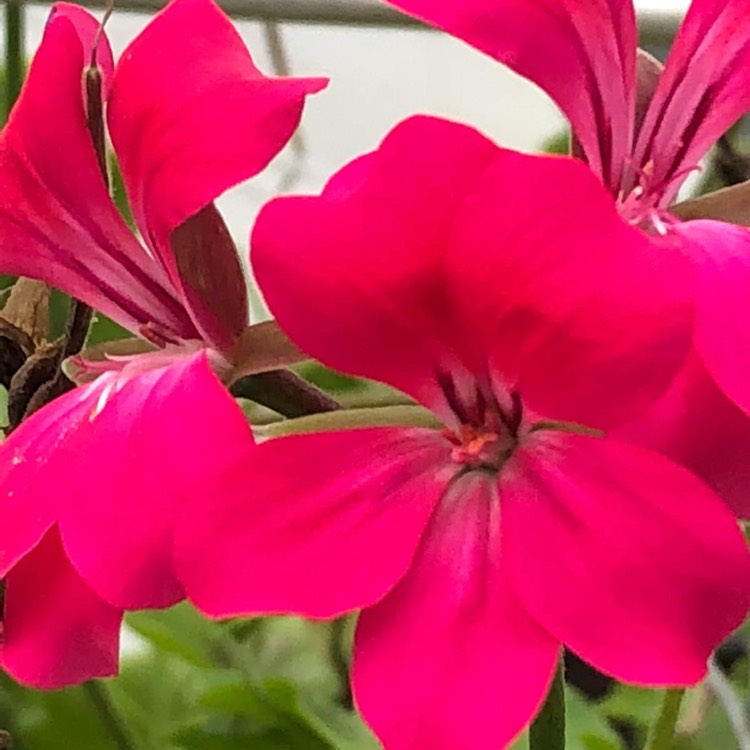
[443,426,504,469]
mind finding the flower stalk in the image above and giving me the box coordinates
[82,680,139,750]
[231,369,341,418]
[644,688,685,750]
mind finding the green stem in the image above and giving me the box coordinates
[329,616,353,710]
[4,0,24,118]
[644,688,685,750]
[529,660,566,750]
[82,680,138,750]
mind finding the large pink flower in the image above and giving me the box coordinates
[383,0,750,516]
[0,0,323,687]
[175,117,750,750]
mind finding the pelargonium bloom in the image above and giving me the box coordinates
[0,0,324,687]
[176,116,750,750]
[383,0,750,515]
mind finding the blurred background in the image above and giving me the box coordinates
[2,1,750,749]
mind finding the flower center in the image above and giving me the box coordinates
[436,370,521,472]
[443,424,511,469]
[617,160,698,235]
[618,186,675,235]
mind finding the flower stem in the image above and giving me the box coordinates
[644,688,685,750]
[529,660,566,750]
[231,369,340,418]
[82,680,138,750]
[4,0,24,119]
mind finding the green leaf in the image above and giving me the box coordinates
[125,603,226,669]
[87,314,131,346]
[173,727,259,750]
[0,676,124,750]
[566,688,625,750]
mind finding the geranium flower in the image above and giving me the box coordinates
[0,0,324,687]
[176,116,750,750]
[382,0,750,516]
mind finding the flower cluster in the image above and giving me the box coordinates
[1,0,750,748]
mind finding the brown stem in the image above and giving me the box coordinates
[85,64,108,183]
[230,369,341,418]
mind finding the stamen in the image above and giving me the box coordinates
[139,323,170,348]
[89,378,116,421]
[618,157,701,233]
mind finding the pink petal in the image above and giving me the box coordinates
[501,432,750,685]
[384,0,636,191]
[0,352,250,610]
[634,0,750,201]
[254,115,695,428]
[176,428,453,618]
[676,220,750,418]
[58,352,252,609]
[0,385,96,579]
[617,350,750,519]
[251,115,502,412]
[108,0,325,345]
[1,528,121,689]
[445,148,695,429]
[0,11,193,339]
[353,473,559,750]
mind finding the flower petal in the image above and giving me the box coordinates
[676,220,750,418]
[502,432,750,685]
[384,0,636,191]
[0,11,192,339]
[1,527,122,689]
[634,0,750,201]
[0,386,93,578]
[445,151,695,429]
[255,115,694,428]
[108,0,325,344]
[251,115,502,412]
[353,473,559,750]
[58,352,252,609]
[617,350,750,519]
[0,352,250,610]
[176,428,453,619]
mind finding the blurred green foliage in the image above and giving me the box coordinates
[0,606,383,750]
[4,601,749,750]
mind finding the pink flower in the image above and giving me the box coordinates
[383,0,750,516]
[0,0,323,687]
[384,0,750,216]
[175,116,750,750]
